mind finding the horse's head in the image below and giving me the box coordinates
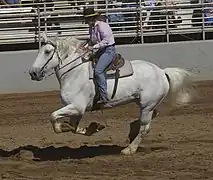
[29,33,60,81]
[29,33,92,81]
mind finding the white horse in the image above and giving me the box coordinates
[29,34,196,155]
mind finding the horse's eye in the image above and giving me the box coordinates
[44,49,50,55]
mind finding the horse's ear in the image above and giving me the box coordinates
[41,32,48,43]
[50,33,59,45]
[54,33,59,42]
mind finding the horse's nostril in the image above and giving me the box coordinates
[29,68,43,81]
[33,72,37,77]
[29,71,38,80]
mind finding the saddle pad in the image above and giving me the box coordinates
[89,60,134,79]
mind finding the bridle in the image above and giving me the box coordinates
[40,41,59,73]
[40,41,91,79]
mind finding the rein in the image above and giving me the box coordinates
[42,42,92,79]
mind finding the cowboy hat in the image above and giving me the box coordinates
[83,7,99,18]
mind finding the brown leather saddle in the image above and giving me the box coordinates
[105,53,125,71]
[91,52,125,71]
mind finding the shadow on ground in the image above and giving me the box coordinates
[0,144,168,161]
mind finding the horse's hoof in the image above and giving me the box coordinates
[75,127,87,135]
[121,147,136,155]
[53,122,63,134]
[49,117,61,134]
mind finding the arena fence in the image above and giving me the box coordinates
[0,0,213,46]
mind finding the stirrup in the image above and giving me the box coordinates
[97,99,108,104]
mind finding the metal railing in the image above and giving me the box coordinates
[0,0,213,45]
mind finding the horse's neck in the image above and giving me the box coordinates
[55,53,90,89]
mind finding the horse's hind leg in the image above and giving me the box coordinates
[121,108,153,155]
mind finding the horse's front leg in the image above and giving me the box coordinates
[50,103,86,134]
[68,115,88,135]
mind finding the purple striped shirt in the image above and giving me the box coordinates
[89,20,115,49]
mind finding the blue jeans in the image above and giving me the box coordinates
[94,45,116,101]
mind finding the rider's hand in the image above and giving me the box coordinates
[79,45,86,51]
[87,46,94,51]
[93,44,100,49]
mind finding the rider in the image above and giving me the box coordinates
[83,7,116,105]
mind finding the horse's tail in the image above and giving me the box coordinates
[164,67,195,106]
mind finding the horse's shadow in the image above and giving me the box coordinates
[0,144,168,161]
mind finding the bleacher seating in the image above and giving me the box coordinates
[0,0,213,45]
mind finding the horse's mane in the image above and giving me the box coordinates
[55,36,86,60]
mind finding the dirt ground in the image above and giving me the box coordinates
[0,80,213,180]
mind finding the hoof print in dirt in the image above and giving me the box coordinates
[85,122,105,136]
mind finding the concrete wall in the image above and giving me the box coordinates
[0,40,213,93]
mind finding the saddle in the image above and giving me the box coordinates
[105,53,125,71]
[89,52,134,111]
[89,53,133,79]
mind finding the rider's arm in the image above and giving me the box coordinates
[84,39,93,48]
[93,21,115,49]
[81,28,93,49]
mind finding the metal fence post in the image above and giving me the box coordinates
[105,0,109,23]
[201,0,205,40]
[139,0,144,43]
[44,0,47,35]
[165,0,169,42]
[37,0,41,49]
